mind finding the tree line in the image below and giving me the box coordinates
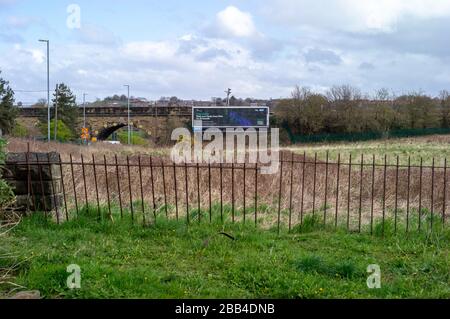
[0,70,78,140]
[3,68,450,141]
[275,85,450,136]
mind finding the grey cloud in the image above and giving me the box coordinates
[195,48,230,61]
[248,35,285,60]
[368,17,450,58]
[176,36,208,55]
[304,48,342,65]
[359,62,375,70]
[323,17,450,59]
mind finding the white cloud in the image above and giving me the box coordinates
[122,41,178,62]
[266,0,450,33]
[2,0,450,103]
[215,6,258,37]
[29,49,45,64]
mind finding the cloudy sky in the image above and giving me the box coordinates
[1,0,450,104]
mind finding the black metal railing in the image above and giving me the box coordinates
[8,146,449,235]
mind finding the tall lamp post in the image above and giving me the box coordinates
[83,93,88,128]
[83,93,88,145]
[39,39,50,142]
[54,83,58,141]
[124,85,131,145]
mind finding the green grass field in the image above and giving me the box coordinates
[1,208,449,299]
[288,134,450,166]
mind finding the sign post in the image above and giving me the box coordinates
[81,127,90,144]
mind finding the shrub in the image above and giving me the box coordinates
[117,130,149,146]
[11,122,28,138]
[0,138,14,209]
[39,120,75,142]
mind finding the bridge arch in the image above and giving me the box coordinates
[96,121,149,141]
[97,123,127,141]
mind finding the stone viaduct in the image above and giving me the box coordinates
[17,106,192,141]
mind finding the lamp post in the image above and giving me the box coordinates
[39,39,50,142]
[83,93,88,144]
[54,83,58,141]
[124,85,131,145]
[83,93,88,128]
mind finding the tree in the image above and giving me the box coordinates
[0,71,18,135]
[52,83,78,133]
[40,119,74,142]
[394,92,439,129]
[275,86,327,135]
[33,98,48,108]
[440,90,450,128]
[0,138,14,209]
[326,85,364,133]
[169,96,179,106]
[229,96,244,106]
[370,88,396,133]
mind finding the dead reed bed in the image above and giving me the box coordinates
[50,151,448,231]
[5,138,449,230]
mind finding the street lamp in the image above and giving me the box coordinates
[124,85,131,145]
[54,83,58,141]
[39,39,50,142]
[83,93,88,128]
[82,93,88,145]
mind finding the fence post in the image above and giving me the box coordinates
[443,159,447,227]
[324,151,329,226]
[335,153,341,229]
[115,155,123,219]
[277,153,283,234]
[288,152,294,231]
[300,152,306,225]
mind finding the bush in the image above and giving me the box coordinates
[0,138,14,209]
[117,130,149,146]
[11,122,28,138]
[39,120,75,142]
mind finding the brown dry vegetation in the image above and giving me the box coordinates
[5,137,449,230]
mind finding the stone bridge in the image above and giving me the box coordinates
[18,106,192,141]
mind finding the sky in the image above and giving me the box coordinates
[1,0,450,104]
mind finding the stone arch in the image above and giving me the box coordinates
[96,123,127,141]
[96,120,150,141]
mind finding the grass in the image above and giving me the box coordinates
[1,208,449,299]
[287,134,450,166]
[116,129,150,146]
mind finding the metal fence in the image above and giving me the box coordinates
[10,146,449,235]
